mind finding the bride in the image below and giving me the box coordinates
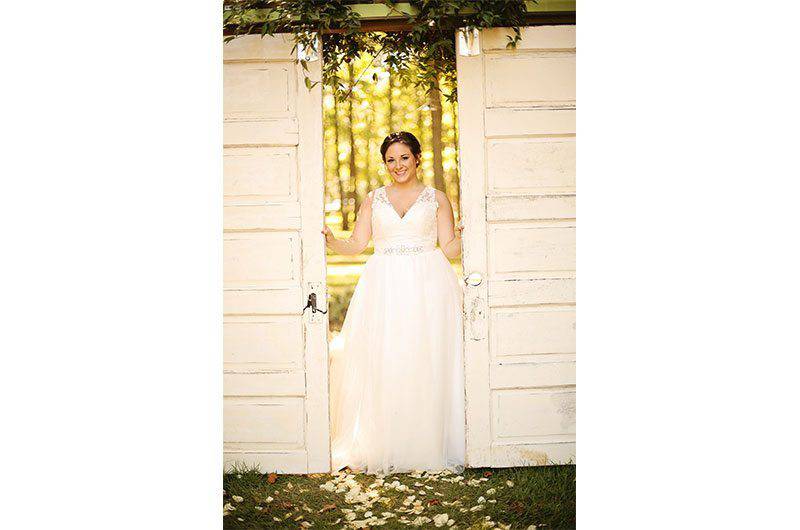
[322,131,466,475]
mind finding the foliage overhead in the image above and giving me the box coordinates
[223,1,528,102]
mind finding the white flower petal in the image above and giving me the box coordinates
[433,513,450,527]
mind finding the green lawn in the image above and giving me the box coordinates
[223,464,575,529]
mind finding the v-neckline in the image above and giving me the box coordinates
[384,184,427,220]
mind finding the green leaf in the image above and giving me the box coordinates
[300,59,309,72]
[305,76,312,90]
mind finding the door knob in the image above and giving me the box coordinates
[464,272,483,287]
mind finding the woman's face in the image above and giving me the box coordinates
[384,142,420,184]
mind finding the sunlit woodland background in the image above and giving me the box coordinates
[324,42,462,333]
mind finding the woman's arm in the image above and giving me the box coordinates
[322,192,373,255]
[435,190,463,259]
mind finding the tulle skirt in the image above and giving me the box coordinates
[329,247,465,475]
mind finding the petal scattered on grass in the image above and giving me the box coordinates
[433,513,450,527]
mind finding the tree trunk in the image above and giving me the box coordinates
[416,85,429,186]
[333,95,348,230]
[365,113,375,191]
[346,63,360,218]
[429,74,446,195]
[387,72,395,133]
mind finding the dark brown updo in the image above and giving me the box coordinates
[380,131,422,163]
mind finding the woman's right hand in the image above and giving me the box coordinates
[321,225,335,246]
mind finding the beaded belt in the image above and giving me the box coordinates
[374,243,435,256]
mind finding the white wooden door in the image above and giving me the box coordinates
[223,34,329,473]
[457,25,576,467]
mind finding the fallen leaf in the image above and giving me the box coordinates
[320,503,337,513]
[483,471,493,478]
[509,500,525,514]
[427,499,441,506]
[267,473,278,484]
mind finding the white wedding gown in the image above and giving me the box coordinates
[329,184,466,475]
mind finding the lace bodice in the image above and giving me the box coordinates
[370,185,438,255]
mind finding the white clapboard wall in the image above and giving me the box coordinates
[457,26,576,467]
[223,34,330,473]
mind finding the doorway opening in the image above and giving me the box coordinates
[321,36,463,466]
[322,42,462,345]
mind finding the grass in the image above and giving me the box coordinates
[223,463,575,529]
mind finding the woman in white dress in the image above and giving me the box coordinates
[322,131,466,475]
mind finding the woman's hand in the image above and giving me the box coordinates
[322,225,336,247]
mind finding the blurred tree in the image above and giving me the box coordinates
[429,71,446,195]
[332,95,348,230]
[346,62,359,219]
[386,72,394,134]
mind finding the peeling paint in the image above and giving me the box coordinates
[517,449,549,466]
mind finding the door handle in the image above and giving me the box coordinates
[464,272,483,287]
[302,292,328,314]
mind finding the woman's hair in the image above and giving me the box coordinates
[380,131,422,163]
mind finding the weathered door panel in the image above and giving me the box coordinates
[223,34,329,473]
[458,25,576,468]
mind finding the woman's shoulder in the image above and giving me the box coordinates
[367,186,385,198]
[364,186,386,206]
[429,187,451,206]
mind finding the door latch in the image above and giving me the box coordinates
[302,292,327,314]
